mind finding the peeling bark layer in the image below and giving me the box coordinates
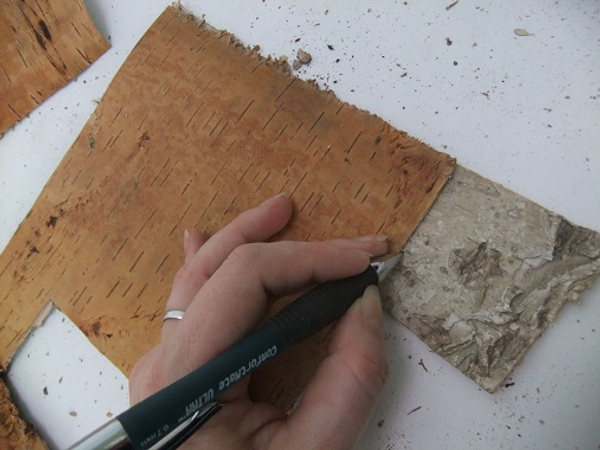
[381,166,600,392]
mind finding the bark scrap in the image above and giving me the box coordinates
[0,0,109,134]
[381,166,600,392]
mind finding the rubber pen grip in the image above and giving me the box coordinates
[266,265,379,347]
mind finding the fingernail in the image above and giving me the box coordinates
[183,229,190,240]
[361,285,383,332]
[260,192,287,206]
[356,235,388,242]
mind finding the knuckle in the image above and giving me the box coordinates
[225,243,262,269]
[173,262,194,286]
[129,347,166,402]
[349,350,389,400]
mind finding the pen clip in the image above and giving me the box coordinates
[150,402,223,450]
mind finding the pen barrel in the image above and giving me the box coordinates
[117,325,284,449]
[266,265,379,347]
[110,265,378,449]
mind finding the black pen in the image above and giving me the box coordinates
[67,253,401,450]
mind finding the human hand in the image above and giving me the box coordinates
[129,194,390,449]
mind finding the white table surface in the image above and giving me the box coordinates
[2,1,599,449]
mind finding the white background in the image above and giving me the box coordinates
[2,1,599,449]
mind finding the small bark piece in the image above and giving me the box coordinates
[297,48,312,65]
[0,379,47,450]
[514,28,533,36]
[0,0,109,134]
[381,166,600,392]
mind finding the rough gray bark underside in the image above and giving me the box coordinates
[381,166,600,392]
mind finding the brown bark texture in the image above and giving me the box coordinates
[0,378,47,450]
[0,5,454,416]
[0,0,109,134]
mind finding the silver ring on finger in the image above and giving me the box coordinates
[163,309,186,322]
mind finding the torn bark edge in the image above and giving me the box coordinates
[166,3,451,160]
[32,301,55,329]
[171,3,312,79]
[0,374,48,450]
[0,302,55,450]
[1,301,55,373]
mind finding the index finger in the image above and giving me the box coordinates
[165,238,387,382]
[165,193,293,312]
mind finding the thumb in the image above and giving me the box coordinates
[264,286,389,449]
